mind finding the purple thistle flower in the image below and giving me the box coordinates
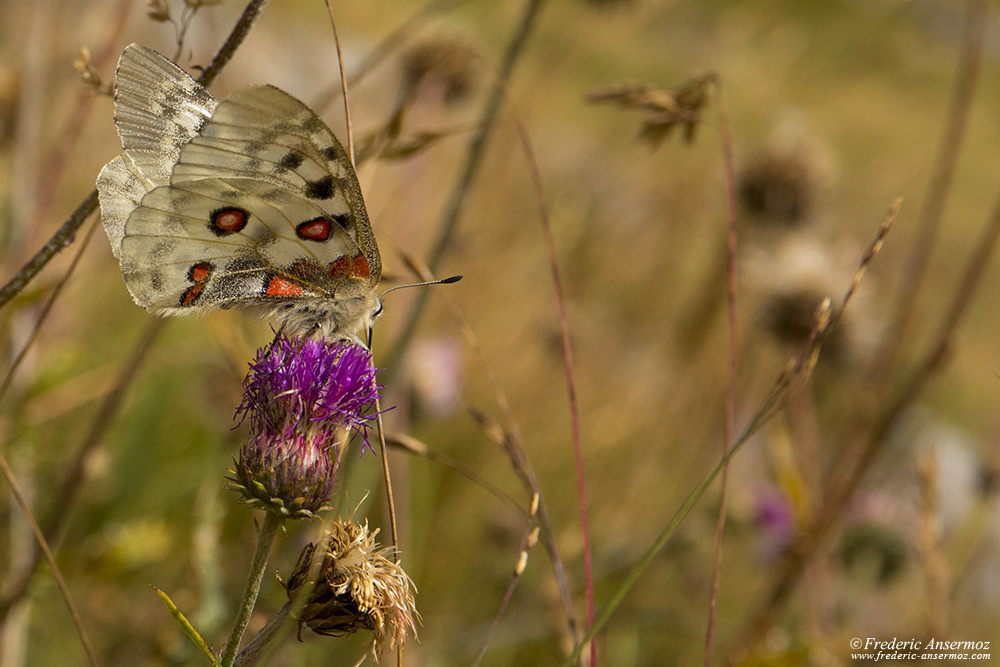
[230,335,380,518]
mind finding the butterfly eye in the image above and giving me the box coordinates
[373,301,384,319]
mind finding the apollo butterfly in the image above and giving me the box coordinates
[96,44,382,339]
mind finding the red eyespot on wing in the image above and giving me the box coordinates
[179,261,213,306]
[327,256,350,279]
[296,217,332,242]
[264,275,304,297]
[210,207,249,235]
[180,282,205,306]
[188,261,213,283]
[350,253,371,279]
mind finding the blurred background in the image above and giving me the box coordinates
[2,0,1000,664]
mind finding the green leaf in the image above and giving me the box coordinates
[153,586,220,666]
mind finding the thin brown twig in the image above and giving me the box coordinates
[373,403,400,557]
[0,0,268,312]
[704,72,737,667]
[877,0,989,378]
[323,0,355,166]
[511,119,594,665]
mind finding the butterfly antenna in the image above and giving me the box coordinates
[378,274,462,301]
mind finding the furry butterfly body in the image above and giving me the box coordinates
[97,44,381,338]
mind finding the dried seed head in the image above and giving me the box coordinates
[286,519,418,658]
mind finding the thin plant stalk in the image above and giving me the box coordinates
[220,513,283,667]
[0,454,97,666]
[704,75,738,667]
[877,0,989,378]
[324,1,355,166]
[512,119,594,664]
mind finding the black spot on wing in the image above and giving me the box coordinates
[279,151,305,170]
[333,213,351,230]
[321,146,340,162]
[306,175,335,200]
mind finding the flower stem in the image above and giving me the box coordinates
[233,601,292,667]
[221,513,282,667]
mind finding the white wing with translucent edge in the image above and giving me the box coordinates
[112,44,217,185]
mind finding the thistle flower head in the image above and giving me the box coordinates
[286,519,418,658]
[230,335,380,518]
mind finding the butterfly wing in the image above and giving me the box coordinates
[98,46,381,336]
[170,84,381,288]
[119,176,370,314]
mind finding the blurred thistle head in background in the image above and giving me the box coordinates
[738,118,833,235]
[285,518,418,657]
[744,237,877,367]
[399,33,482,107]
[230,335,380,519]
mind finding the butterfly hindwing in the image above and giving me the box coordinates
[98,44,219,259]
[120,177,368,313]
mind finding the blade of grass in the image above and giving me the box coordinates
[154,587,220,666]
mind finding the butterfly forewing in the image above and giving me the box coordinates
[170,85,381,285]
[112,45,217,186]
